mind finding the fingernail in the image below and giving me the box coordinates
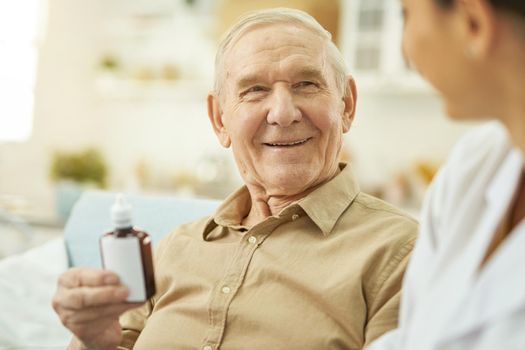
[115,286,128,298]
[104,274,119,284]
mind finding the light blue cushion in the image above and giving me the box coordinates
[64,190,220,267]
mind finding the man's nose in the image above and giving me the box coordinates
[266,86,302,127]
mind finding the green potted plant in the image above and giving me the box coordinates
[50,148,108,220]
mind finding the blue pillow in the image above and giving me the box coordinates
[64,190,220,267]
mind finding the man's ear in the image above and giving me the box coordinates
[456,0,498,59]
[341,75,357,133]
[207,93,231,148]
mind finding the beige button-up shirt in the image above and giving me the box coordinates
[119,164,417,350]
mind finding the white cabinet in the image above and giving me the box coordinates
[339,0,433,95]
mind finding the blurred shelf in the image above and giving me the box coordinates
[94,76,212,101]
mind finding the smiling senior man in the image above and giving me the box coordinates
[53,8,417,350]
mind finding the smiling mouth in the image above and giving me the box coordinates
[264,138,312,147]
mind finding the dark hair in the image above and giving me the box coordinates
[436,0,525,18]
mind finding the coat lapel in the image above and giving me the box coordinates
[437,150,525,345]
[438,223,525,345]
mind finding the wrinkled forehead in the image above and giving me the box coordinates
[222,23,329,79]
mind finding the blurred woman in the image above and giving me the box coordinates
[368,0,525,349]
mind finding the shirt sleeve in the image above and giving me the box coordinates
[117,300,154,350]
[364,237,415,347]
[365,165,448,350]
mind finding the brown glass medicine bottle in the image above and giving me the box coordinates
[100,194,156,302]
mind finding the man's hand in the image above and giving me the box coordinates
[52,268,144,350]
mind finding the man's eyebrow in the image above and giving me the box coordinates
[235,66,328,90]
[294,67,328,85]
[236,74,262,91]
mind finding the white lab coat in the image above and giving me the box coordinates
[368,121,525,350]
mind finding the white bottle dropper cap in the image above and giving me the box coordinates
[111,194,133,229]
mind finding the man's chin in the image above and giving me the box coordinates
[260,166,320,194]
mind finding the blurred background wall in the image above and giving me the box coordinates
[0,0,477,255]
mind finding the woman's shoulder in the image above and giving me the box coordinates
[440,121,511,185]
[449,121,509,163]
[420,121,512,245]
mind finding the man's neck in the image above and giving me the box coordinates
[241,168,341,227]
[241,193,303,227]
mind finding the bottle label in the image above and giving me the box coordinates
[100,236,146,302]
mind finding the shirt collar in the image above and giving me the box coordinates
[202,162,360,239]
[486,147,523,204]
[484,124,524,204]
[297,163,360,235]
[202,186,251,240]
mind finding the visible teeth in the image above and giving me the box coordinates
[268,139,308,146]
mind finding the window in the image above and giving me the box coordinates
[353,0,384,72]
[0,1,46,142]
[357,7,384,32]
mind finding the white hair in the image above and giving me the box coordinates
[213,7,348,97]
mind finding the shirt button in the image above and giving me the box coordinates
[248,235,257,244]
[292,214,300,221]
[203,346,213,350]
[221,286,231,294]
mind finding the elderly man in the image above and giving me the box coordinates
[53,8,416,350]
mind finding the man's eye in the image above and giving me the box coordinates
[294,81,318,89]
[240,86,268,100]
[245,86,266,93]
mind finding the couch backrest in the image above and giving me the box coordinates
[64,190,220,267]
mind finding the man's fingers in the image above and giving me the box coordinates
[59,302,142,325]
[65,315,120,341]
[57,267,120,288]
[54,284,129,310]
[52,268,133,349]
